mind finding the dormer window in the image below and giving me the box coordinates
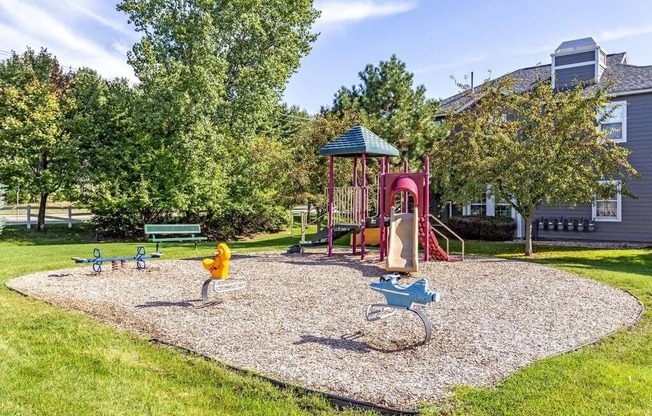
[600,101,627,143]
[551,37,606,90]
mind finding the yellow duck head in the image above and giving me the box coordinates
[202,243,231,279]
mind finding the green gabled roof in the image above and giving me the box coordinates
[319,125,400,157]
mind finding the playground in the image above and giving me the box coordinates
[2,125,646,412]
[7,251,641,410]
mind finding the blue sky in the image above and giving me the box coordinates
[1,0,652,113]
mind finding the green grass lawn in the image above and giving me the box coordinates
[1,225,651,415]
[427,241,652,416]
[0,225,362,416]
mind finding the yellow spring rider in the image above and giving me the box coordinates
[201,243,247,302]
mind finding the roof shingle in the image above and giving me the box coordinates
[439,52,652,113]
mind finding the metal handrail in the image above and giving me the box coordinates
[430,226,449,257]
[291,209,328,238]
[429,214,465,260]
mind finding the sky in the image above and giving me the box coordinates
[1,0,652,113]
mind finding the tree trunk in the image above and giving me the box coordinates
[37,193,49,232]
[524,214,533,256]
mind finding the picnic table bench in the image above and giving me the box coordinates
[144,224,208,252]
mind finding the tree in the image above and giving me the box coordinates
[441,77,638,256]
[112,0,319,236]
[283,108,363,226]
[0,49,77,232]
[331,55,447,169]
[117,0,319,138]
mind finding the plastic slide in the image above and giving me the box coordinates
[386,207,419,273]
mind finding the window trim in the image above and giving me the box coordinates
[599,100,627,143]
[463,200,487,216]
[494,201,513,218]
[592,180,622,222]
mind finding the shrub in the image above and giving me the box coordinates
[199,202,288,241]
[447,216,516,241]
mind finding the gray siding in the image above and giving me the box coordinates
[555,65,595,89]
[533,93,652,242]
[555,51,595,66]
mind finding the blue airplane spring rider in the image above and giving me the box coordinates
[366,274,440,344]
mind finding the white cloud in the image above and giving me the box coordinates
[314,0,416,29]
[0,0,136,81]
[58,0,133,37]
[597,26,652,42]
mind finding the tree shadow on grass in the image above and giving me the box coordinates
[531,251,651,276]
[0,224,101,246]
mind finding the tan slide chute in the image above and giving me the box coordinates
[385,206,419,273]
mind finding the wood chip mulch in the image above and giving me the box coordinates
[7,252,642,409]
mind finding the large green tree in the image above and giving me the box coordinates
[113,0,319,236]
[0,49,78,231]
[118,0,319,138]
[442,77,638,255]
[331,55,447,168]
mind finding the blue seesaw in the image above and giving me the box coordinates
[366,274,440,344]
[72,246,162,273]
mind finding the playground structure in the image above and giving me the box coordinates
[366,274,440,344]
[314,125,463,271]
[72,246,162,273]
[201,243,246,302]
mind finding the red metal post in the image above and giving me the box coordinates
[402,160,409,213]
[384,156,390,257]
[327,155,334,257]
[379,155,386,261]
[424,156,430,262]
[361,153,367,260]
[352,157,358,255]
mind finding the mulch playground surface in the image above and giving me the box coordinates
[8,252,642,409]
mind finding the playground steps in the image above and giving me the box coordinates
[417,218,462,262]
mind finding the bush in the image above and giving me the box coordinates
[200,202,288,241]
[447,216,516,241]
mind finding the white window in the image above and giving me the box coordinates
[469,200,487,216]
[600,101,627,143]
[593,181,622,222]
[495,201,512,218]
[463,197,486,216]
